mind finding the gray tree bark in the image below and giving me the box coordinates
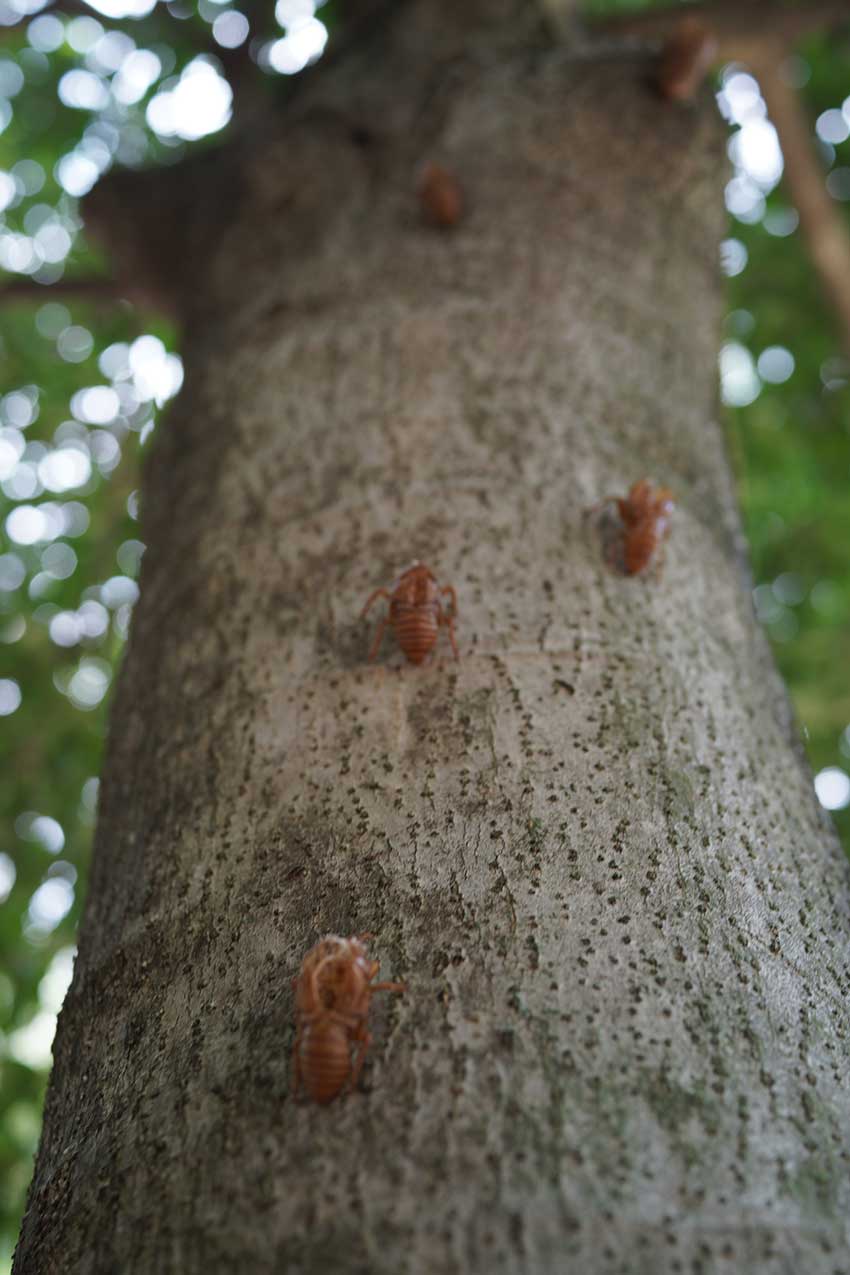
[14,4,850,1273]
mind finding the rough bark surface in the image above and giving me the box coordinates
[14,8,850,1274]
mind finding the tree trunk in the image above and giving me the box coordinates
[14,7,850,1273]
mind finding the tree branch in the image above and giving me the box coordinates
[0,274,177,315]
[590,0,850,62]
[0,276,125,302]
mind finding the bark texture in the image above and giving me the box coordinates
[14,8,850,1274]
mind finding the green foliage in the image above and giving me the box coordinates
[0,18,183,1253]
[0,1,849,1267]
[0,1,253,1261]
[726,33,850,854]
[0,286,167,1264]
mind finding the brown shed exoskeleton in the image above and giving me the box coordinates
[590,478,675,576]
[292,934,404,1105]
[657,17,718,102]
[361,562,459,664]
[418,162,464,228]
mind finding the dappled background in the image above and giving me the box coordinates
[1,0,849,1262]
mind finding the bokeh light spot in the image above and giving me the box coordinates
[826,168,850,202]
[81,776,99,812]
[34,220,72,263]
[268,17,327,75]
[101,574,139,608]
[129,334,183,402]
[7,1011,57,1068]
[66,656,111,709]
[725,174,765,224]
[720,238,747,277]
[3,460,40,501]
[30,814,65,853]
[71,385,119,424]
[3,389,38,429]
[0,851,15,903]
[61,501,90,537]
[112,48,161,105]
[0,427,25,478]
[90,430,121,472]
[12,157,45,194]
[65,15,103,53]
[40,946,75,1014]
[0,231,43,274]
[28,13,65,52]
[763,208,798,237]
[729,119,783,188]
[0,677,22,715]
[816,108,849,146]
[39,446,92,492]
[717,71,763,126]
[212,10,248,48]
[772,572,805,606]
[78,598,109,638]
[57,325,94,363]
[0,615,26,643]
[89,29,135,73]
[49,610,82,647]
[6,505,49,545]
[0,552,26,591]
[814,767,850,811]
[0,58,25,98]
[146,57,231,140]
[85,0,156,17]
[35,302,71,338]
[41,541,77,578]
[55,151,100,197]
[720,341,761,407]
[0,168,18,212]
[99,341,130,379]
[58,67,109,110]
[117,538,145,575]
[757,346,795,384]
[275,0,314,23]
